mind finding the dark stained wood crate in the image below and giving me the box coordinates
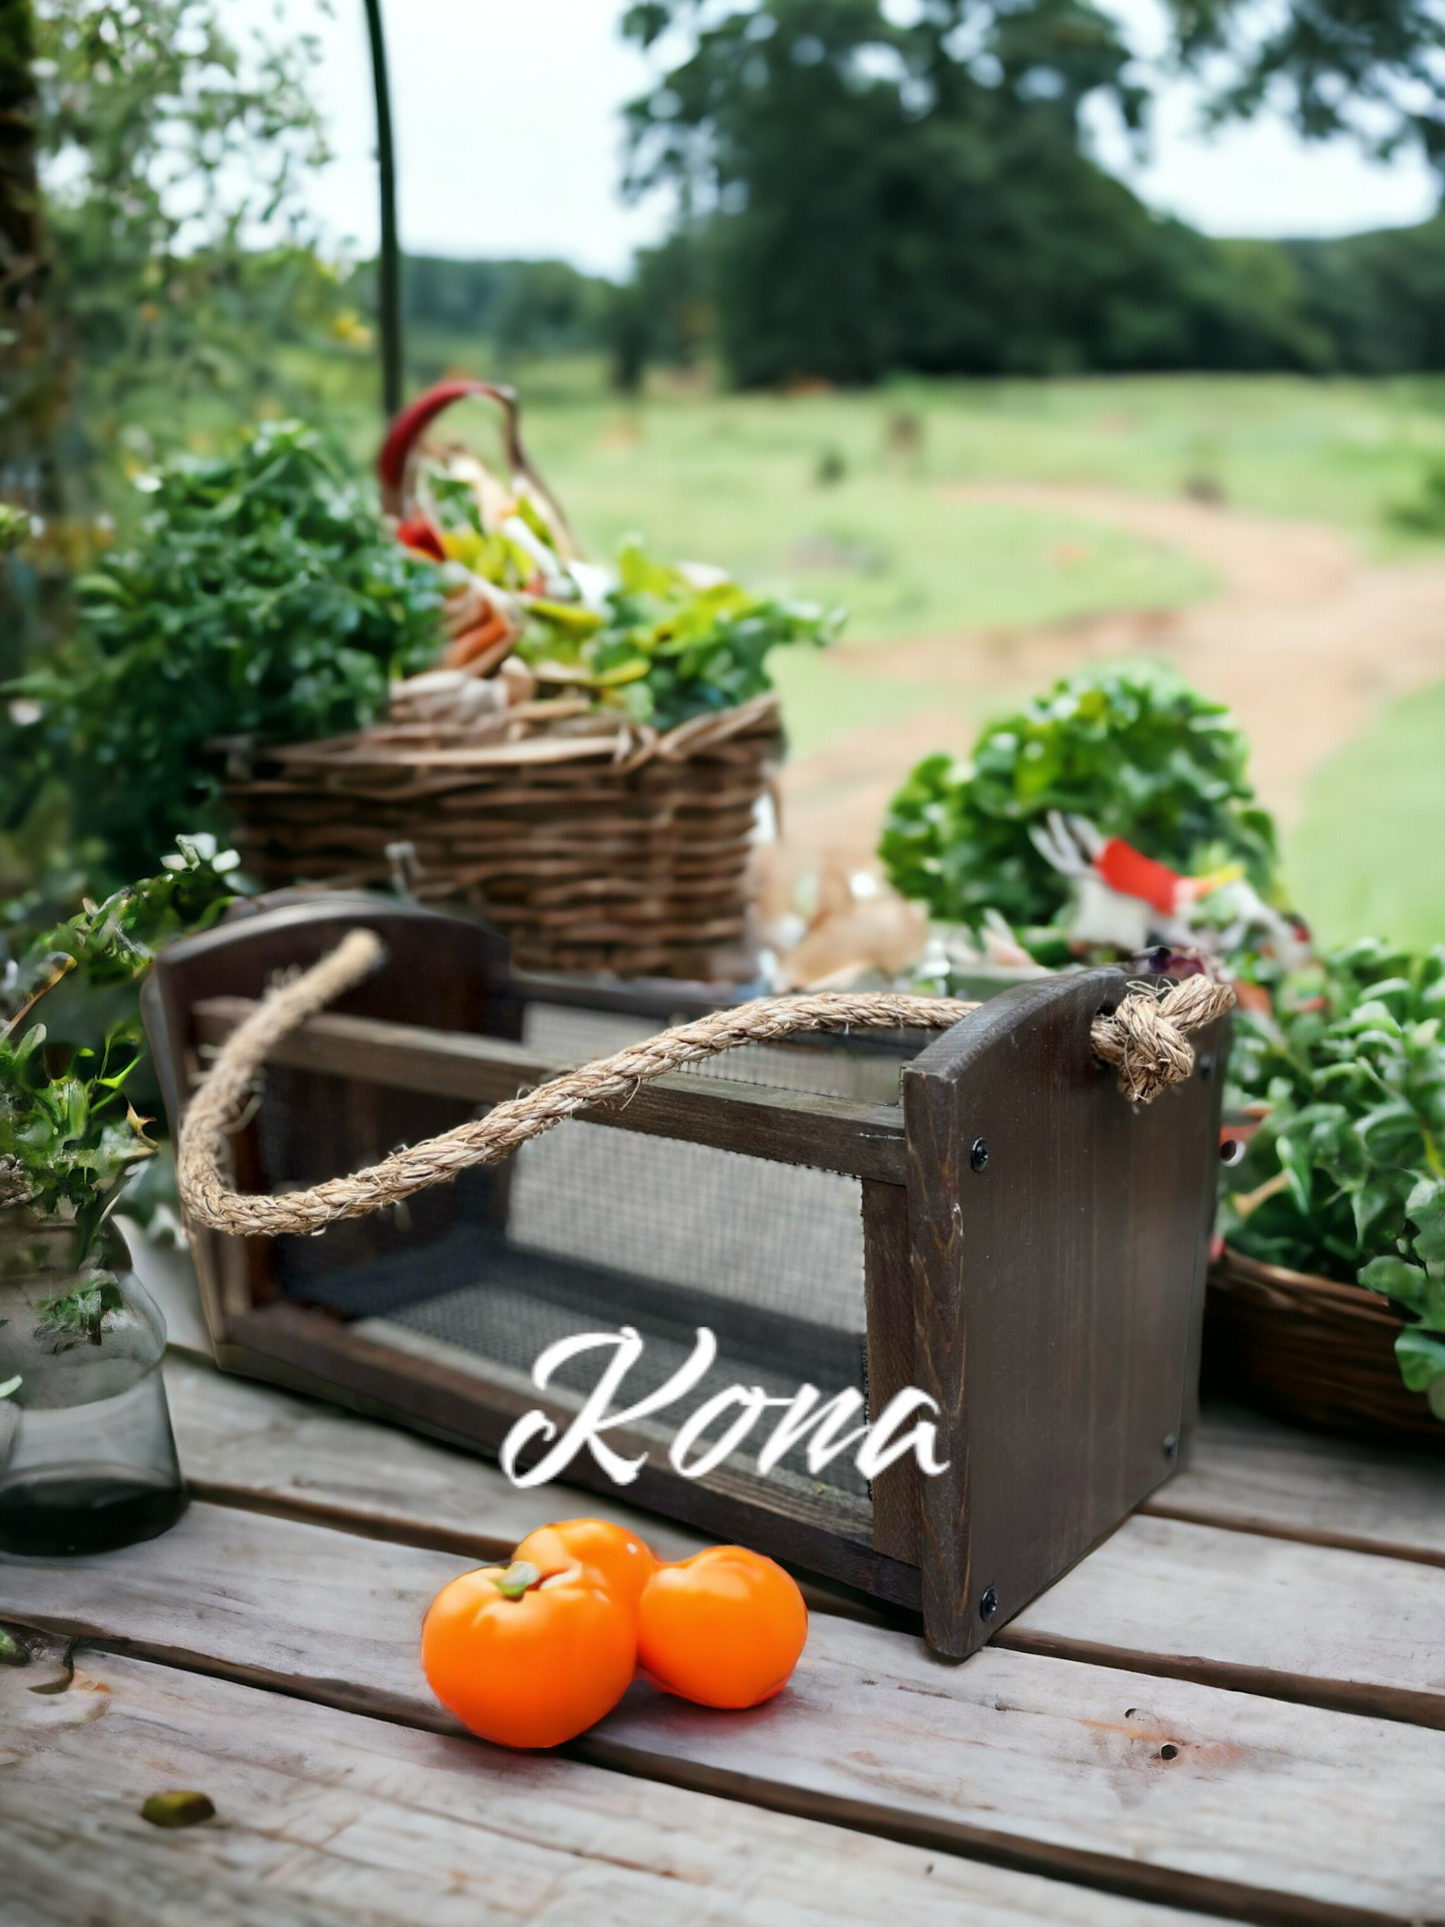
[145,897,1227,1658]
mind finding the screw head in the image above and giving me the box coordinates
[1162,1434,1178,1458]
[1197,1054,1215,1080]
[979,1586,999,1622]
[970,1137,989,1172]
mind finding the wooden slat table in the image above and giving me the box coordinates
[4,1343,1444,1926]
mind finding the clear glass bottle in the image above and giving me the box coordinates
[0,1210,186,1556]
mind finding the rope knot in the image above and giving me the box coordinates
[1090,975,1234,1106]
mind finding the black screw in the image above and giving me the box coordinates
[979,1586,998,1622]
[1197,1054,1215,1080]
[1163,1434,1178,1459]
[970,1137,989,1172]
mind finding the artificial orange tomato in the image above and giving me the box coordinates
[637,1546,808,1709]
[512,1517,658,1615]
[421,1555,635,1748]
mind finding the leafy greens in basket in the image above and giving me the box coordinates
[1221,938,1445,1418]
[426,463,840,733]
[518,539,840,732]
[879,662,1278,934]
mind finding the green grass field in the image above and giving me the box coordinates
[203,352,1445,948]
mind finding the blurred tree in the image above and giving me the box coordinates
[1170,0,1445,173]
[610,226,715,389]
[18,0,333,524]
[0,0,336,906]
[620,0,1319,383]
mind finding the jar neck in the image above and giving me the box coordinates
[0,1208,130,1287]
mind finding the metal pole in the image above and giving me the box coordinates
[362,0,402,417]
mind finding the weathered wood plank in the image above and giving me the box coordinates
[193,997,909,1184]
[1147,1399,1445,1568]
[165,1345,891,1623]
[163,1352,708,1566]
[0,1645,1230,1927]
[903,972,1218,1659]
[862,1176,920,1563]
[164,1357,1445,1728]
[1000,1511,1445,1728]
[2,1501,1441,1923]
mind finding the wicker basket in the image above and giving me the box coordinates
[223,694,781,981]
[1205,1244,1445,1450]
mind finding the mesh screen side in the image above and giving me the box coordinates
[523,999,916,1102]
[507,1125,866,1333]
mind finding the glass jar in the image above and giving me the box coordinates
[0,1210,186,1556]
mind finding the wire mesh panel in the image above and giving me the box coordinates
[249,1004,909,1514]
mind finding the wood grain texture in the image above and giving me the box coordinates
[3,1501,1442,1924]
[1002,1511,1445,1728]
[163,1353,710,1566]
[905,970,1222,1658]
[1148,1398,1445,1567]
[861,1177,920,1562]
[220,1302,921,1611]
[164,1358,1445,1728]
[0,1649,1233,1927]
[192,997,909,1184]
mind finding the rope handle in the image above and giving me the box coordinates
[176,931,1233,1240]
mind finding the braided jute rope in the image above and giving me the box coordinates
[176,931,1233,1238]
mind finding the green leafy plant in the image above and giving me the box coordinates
[879,661,1277,929]
[1221,938,1445,1417]
[35,1278,127,1349]
[11,422,446,877]
[1389,460,1445,537]
[519,538,840,731]
[0,835,237,1256]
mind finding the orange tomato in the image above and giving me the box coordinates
[637,1546,808,1709]
[512,1517,658,1615]
[421,1555,635,1748]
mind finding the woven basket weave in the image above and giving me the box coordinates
[223,693,781,980]
[1205,1244,1444,1450]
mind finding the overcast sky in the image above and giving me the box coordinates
[281,0,1437,274]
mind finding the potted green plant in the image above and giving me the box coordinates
[0,838,236,1552]
[1212,938,1445,1444]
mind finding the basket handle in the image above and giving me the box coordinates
[176,933,1233,1239]
[376,379,577,558]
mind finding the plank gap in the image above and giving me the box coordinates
[572,1736,1406,1927]
[2,1621,1391,1927]
[995,1629,1445,1734]
[1140,1499,1445,1572]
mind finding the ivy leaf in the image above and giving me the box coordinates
[1359,1255,1429,1317]
[1395,1328,1445,1410]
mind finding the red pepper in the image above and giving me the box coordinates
[1096,838,1186,917]
[395,513,445,561]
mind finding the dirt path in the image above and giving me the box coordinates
[778,483,1445,871]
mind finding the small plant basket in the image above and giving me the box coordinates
[220,380,783,981]
[222,694,780,980]
[1206,1244,1445,1450]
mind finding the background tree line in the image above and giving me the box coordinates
[393,0,1445,388]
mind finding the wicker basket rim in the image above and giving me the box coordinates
[224,692,782,781]
[1216,1242,1406,1324]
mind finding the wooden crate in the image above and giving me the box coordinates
[145,897,1227,1659]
